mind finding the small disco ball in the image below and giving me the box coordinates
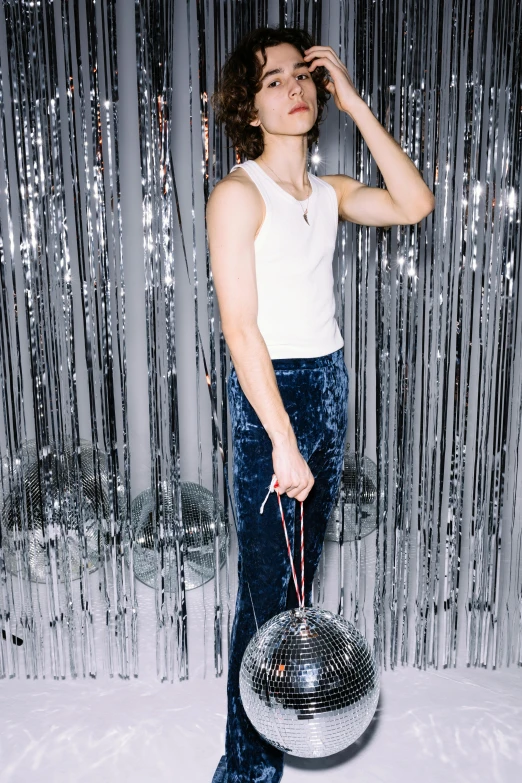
[130,481,227,591]
[0,439,120,582]
[240,606,379,758]
[325,449,380,542]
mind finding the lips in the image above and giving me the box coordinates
[289,103,308,114]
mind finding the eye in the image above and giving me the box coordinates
[267,73,309,88]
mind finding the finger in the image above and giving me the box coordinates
[307,57,345,76]
[305,54,348,78]
[304,49,344,69]
[294,474,314,501]
[287,478,309,499]
[277,476,301,495]
[295,483,313,503]
[304,45,340,61]
[283,481,297,497]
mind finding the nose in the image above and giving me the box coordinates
[289,77,304,97]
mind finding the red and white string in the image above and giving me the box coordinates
[260,475,305,609]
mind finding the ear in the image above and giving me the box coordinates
[249,114,261,127]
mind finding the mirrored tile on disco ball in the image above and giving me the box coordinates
[0,439,121,582]
[240,606,380,758]
[129,481,227,591]
[325,451,382,541]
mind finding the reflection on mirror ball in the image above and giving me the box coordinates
[240,606,380,758]
[326,450,380,542]
[1,439,115,582]
[130,481,227,591]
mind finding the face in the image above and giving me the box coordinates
[249,42,318,139]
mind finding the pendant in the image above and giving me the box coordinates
[303,212,309,225]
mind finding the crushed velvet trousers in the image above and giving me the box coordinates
[212,348,349,783]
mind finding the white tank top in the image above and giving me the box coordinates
[230,159,344,360]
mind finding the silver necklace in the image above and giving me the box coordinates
[257,159,312,225]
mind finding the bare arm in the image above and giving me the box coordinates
[321,101,435,227]
[337,99,435,225]
[305,45,435,227]
[206,176,314,502]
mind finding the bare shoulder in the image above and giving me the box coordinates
[318,174,362,210]
[207,168,265,237]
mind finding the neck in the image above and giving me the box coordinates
[255,135,309,188]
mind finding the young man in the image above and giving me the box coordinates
[207,26,434,783]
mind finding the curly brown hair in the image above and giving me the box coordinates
[211,26,331,160]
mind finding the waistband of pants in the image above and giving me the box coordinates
[271,348,345,371]
[230,348,345,376]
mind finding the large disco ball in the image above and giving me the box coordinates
[130,481,227,591]
[240,607,379,757]
[326,449,381,542]
[0,439,121,582]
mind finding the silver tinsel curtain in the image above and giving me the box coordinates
[0,0,520,682]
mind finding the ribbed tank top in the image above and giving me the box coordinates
[229,159,344,360]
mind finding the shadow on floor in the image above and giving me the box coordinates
[285,691,382,771]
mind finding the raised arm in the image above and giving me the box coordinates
[206,176,314,502]
[305,44,436,227]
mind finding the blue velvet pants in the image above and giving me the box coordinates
[212,348,349,783]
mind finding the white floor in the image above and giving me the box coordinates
[1,546,521,783]
[1,663,521,782]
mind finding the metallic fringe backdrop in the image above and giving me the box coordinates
[0,0,520,682]
[0,0,134,680]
